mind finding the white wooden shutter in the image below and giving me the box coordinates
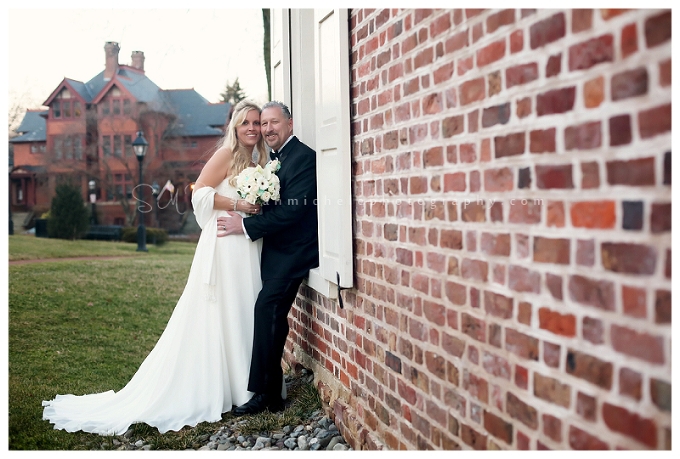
[313,8,353,290]
[270,9,291,104]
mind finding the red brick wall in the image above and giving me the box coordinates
[286,8,671,450]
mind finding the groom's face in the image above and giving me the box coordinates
[261,107,293,152]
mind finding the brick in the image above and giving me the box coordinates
[534,372,570,408]
[611,67,648,101]
[477,39,505,67]
[506,392,538,429]
[584,76,604,108]
[543,341,561,368]
[621,22,638,58]
[490,202,503,222]
[569,34,614,71]
[533,236,570,264]
[445,280,466,305]
[655,289,671,324]
[516,97,532,118]
[568,275,615,311]
[582,316,604,344]
[576,391,597,421]
[650,202,671,233]
[546,201,565,228]
[444,172,466,192]
[609,114,632,146]
[580,161,600,189]
[461,258,488,282]
[569,425,609,450]
[484,410,513,445]
[461,202,486,222]
[606,157,655,186]
[510,30,523,53]
[480,232,511,257]
[645,10,671,48]
[529,128,556,153]
[602,402,657,447]
[601,242,657,275]
[639,104,671,139]
[484,291,513,319]
[517,302,531,326]
[481,103,511,128]
[442,115,465,138]
[518,167,531,189]
[565,120,601,150]
[494,132,525,158]
[462,313,485,342]
[509,200,541,225]
[576,239,595,266]
[459,143,476,163]
[506,63,539,88]
[536,164,573,189]
[530,12,565,49]
[441,229,463,249]
[461,423,487,450]
[572,9,593,33]
[546,53,562,78]
[442,331,465,358]
[622,285,647,317]
[620,367,642,400]
[508,265,540,293]
[484,167,513,192]
[459,78,485,106]
[650,378,671,412]
[659,59,671,87]
[515,234,530,258]
[566,349,613,389]
[543,414,562,442]
[611,324,664,364]
[536,87,576,116]
[505,328,538,361]
[546,273,563,299]
[487,9,515,33]
[570,200,616,228]
[539,308,576,337]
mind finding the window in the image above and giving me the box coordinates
[114,135,122,156]
[53,101,61,119]
[124,135,132,157]
[74,136,83,160]
[102,136,111,156]
[74,100,82,117]
[64,136,73,159]
[101,101,110,116]
[54,137,63,159]
[63,101,71,118]
[113,99,121,115]
[113,173,133,199]
[123,99,131,115]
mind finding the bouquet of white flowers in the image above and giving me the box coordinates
[235,159,282,206]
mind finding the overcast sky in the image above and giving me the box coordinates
[7,7,270,110]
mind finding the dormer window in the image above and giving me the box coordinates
[52,101,61,118]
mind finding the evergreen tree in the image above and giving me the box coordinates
[220,78,247,105]
[47,183,90,240]
[262,9,271,101]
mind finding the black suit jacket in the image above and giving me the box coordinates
[243,136,319,280]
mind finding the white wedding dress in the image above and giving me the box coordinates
[42,180,262,435]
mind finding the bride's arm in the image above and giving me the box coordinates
[193,147,260,213]
[193,146,239,211]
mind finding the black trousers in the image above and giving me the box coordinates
[247,277,304,397]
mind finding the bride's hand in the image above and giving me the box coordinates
[238,200,261,215]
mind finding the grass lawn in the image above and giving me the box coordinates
[7,235,320,450]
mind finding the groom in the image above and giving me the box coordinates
[218,101,319,415]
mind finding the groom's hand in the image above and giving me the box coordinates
[216,212,244,237]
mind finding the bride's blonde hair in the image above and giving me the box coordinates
[220,100,268,185]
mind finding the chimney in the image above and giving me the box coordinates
[131,51,145,72]
[104,41,120,81]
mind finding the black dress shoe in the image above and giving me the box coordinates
[267,396,285,413]
[233,393,269,416]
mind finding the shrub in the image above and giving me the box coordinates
[121,227,169,245]
[47,184,90,240]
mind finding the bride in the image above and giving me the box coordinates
[42,100,268,435]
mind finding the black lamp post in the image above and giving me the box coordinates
[132,131,149,252]
[88,179,97,225]
[9,164,14,236]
